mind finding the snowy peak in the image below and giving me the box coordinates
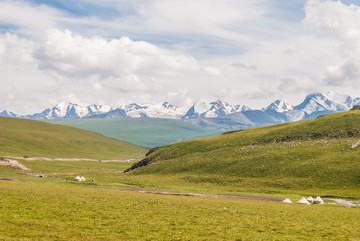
[122,103,147,112]
[323,91,353,108]
[264,100,293,113]
[353,97,360,106]
[120,102,186,119]
[53,101,84,118]
[3,92,360,123]
[294,93,350,114]
[283,92,358,122]
[0,110,18,117]
[183,100,249,119]
[87,104,112,115]
[29,102,112,119]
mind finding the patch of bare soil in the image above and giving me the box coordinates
[126,188,285,202]
[0,157,30,170]
[4,156,141,163]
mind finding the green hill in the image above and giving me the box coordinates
[45,118,221,148]
[0,117,146,159]
[125,111,360,197]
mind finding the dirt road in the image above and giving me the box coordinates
[0,156,141,171]
[126,188,285,202]
[4,156,141,162]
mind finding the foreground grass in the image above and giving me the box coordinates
[0,117,146,159]
[0,179,359,240]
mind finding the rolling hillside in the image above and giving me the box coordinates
[45,118,221,148]
[125,110,360,197]
[0,117,147,159]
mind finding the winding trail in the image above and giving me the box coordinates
[4,156,141,162]
[125,188,285,202]
[0,156,141,171]
[0,156,285,202]
[0,158,30,170]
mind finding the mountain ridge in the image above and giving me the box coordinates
[1,92,359,130]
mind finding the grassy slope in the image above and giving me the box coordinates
[0,117,146,159]
[127,111,360,197]
[45,118,221,148]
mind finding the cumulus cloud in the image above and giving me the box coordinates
[304,0,360,87]
[0,0,61,35]
[0,33,34,64]
[324,59,360,87]
[3,0,360,113]
[37,29,200,78]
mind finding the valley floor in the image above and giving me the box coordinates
[0,160,359,240]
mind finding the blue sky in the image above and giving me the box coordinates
[0,0,359,114]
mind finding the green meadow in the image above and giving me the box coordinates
[45,118,221,148]
[0,117,147,159]
[1,163,360,240]
[1,114,360,239]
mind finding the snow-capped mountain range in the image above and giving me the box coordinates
[1,92,359,130]
[29,101,113,119]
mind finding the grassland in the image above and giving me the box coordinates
[45,118,221,148]
[1,163,359,240]
[126,111,360,198]
[1,113,360,239]
[0,117,146,159]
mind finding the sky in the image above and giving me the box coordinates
[1,0,360,114]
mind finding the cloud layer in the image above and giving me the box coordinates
[0,0,360,114]
[38,29,199,78]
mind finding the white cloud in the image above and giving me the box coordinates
[0,0,61,35]
[0,33,34,64]
[37,29,200,78]
[203,67,221,76]
[134,0,266,33]
[2,0,360,114]
[304,0,360,87]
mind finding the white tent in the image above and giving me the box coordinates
[307,196,314,204]
[283,198,292,203]
[74,176,82,181]
[313,196,324,204]
[80,176,85,181]
[297,197,310,205]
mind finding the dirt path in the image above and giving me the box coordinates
[0,158,31,170]
[4,156,141,163]
[1,156,141,171]
[0,174,284,202]
[126,188,285,202]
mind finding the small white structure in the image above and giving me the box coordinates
[313,196,324,204]
[283,198,292,203]
[297,197,311,205]
[307,196,314,204]
[74,176,81,181]
[74,176,85,181]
